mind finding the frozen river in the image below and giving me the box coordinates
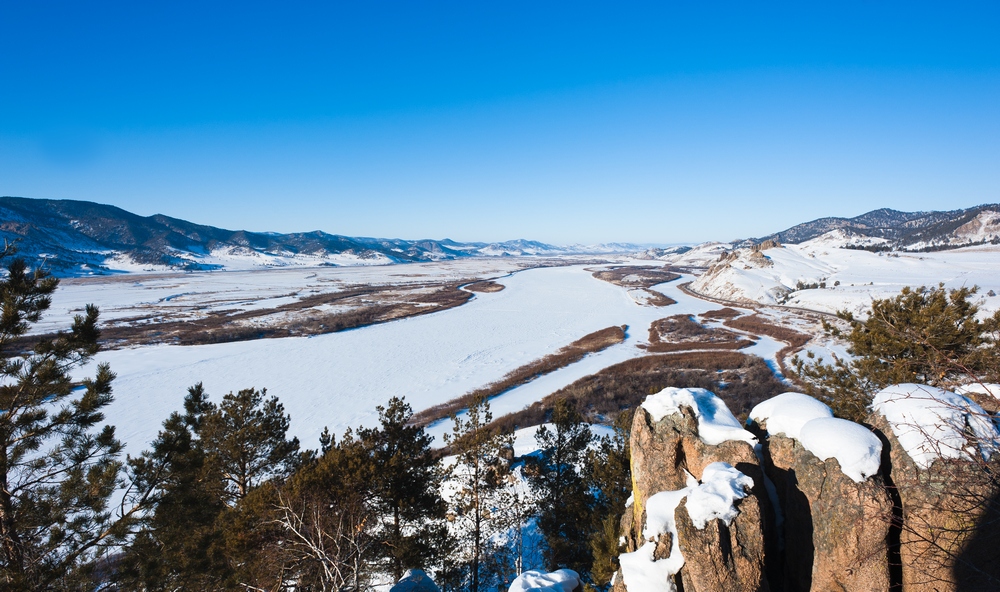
[75,263,779,454]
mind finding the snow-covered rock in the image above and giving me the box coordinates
[641,387,757,446]
[390,569,441,592]
[749,392,834,440]
[508,569,580,592]
[871,383,1000,469]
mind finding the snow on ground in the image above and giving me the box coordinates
[691,243,1000,317]
[508,569,580,592]
[872,383,1000,469]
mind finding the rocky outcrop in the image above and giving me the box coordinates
[616,388,773,592]
[755,431,892,591]
[869,384,1000,592]
[674,492,769,592]
[613,386,1000,592]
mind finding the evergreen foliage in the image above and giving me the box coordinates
[118,384,229,590]
[444,395,514,592]
[359,397,449,580]
[201,387,301,503]
[585,410,632,586]
[0,248,152,590]
[525,400,594,573]
[794,284,1000,420]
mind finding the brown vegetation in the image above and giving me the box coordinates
[723,314,811,375]
[641,289,677,307]
[590,266,680,289]
[643,314,754,353]
[699,307,742,320]
[409,325,628,428]
[464,280,505,293]
[485,351,786,434]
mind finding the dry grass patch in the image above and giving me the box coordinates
[410,325,627,428]
[22,282,478,351]
[699,307,743,320]
[641,289,677,307]
[643,314,755,353]
[464,280,505,293]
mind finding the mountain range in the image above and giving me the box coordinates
[0,196,646,276]
[739,203,1000,250]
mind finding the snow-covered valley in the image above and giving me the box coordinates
[43,236,1000,459]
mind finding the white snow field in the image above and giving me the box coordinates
[74,262,782,456]
[690,240,1000,317]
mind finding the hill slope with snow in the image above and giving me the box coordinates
[690,240,1000,317]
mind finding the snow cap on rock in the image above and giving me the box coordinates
[796,417,882,482]
[956,383,1000,399]
[641,387,757,445]
[390,569,441,592]
[508,569,580,592]
[749,392,833,439]
[872,383,1000,469]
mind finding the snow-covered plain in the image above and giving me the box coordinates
[38,258,534,334]
[73,262,781,456]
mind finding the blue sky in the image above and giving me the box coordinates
[1,2,998,244]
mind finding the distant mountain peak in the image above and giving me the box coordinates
[739,203,1000,251]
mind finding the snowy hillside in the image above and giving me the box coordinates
[0,196,643,276]
[690,241,1000,317]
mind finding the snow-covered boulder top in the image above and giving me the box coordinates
[750,393,880,482]
[749,392,833,439]
[508,569,580,592]
[872,383,1000,470]
[956,383,1000,399]
[391,569,441,592]
[641,387,757,446]
[796,418,882,483]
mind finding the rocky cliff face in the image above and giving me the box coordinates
[613,387,1000,592]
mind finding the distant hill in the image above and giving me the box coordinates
[739,204,1000,251]
[0,196,639,276]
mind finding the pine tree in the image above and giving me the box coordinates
[201,387,301,503]
[0,249,149,590]
[359,397,449,580]
[444,396,513,592]
[585,410,632,586]
[526,399,594,573]
[794,284,1000,420]
[117,384,229,591]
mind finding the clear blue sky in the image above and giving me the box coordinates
[1,2,998,244]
